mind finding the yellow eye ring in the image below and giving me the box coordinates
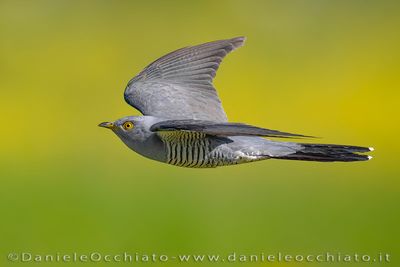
[122,121,134,130]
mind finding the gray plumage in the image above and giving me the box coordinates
[150,119,313,138]
[124,37,245,122]
[99,37,373,168]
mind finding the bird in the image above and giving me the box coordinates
[99,37,373,168]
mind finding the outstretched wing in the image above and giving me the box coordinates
[150,120,313,139]
[124,37,245,122]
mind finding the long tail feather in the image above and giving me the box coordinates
[273,143,373,162]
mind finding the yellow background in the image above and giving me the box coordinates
[1,1,399,266]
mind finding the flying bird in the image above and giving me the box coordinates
[99,37,373,168]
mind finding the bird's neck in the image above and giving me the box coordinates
[126,133,166,163]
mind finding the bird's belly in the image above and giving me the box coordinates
[163,139,266,168]
[164,138,214,168]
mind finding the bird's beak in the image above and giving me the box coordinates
[98,122,115,129]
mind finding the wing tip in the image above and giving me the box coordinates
[229,36,246,49]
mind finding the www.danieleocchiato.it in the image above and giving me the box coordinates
[7,251,391,264]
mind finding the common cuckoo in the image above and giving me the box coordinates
[99,37,373,168]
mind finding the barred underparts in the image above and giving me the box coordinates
[159,131,259,168]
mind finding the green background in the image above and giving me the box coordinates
[1,0,399,266]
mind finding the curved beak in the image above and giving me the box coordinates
[98,122,114,129]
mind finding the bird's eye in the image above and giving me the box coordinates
[122,121,134,130]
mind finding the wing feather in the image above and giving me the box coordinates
[151,120,313,139]
[124,37,245,122]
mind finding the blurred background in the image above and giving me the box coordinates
[1,0,399,266]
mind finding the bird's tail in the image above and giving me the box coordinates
[273,143,374,162]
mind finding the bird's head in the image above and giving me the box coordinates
[98,116,156,143]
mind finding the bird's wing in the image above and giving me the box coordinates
[150,120,313,139]
[124,37,245,122]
